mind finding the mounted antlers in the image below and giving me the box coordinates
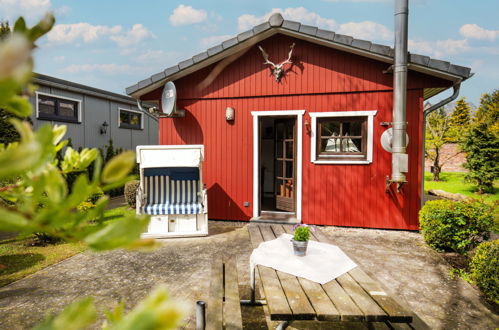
[258,43,295,82]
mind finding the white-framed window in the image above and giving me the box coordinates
[119,108,143,130]
[310,111,377,164]
[36,92,82,123]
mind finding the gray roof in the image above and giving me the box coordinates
[126,13,472,98]
[34,73,158,120]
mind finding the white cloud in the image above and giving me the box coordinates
[200,34,232,48]
[169,5,208,26]
[47,23,154,47]
[238,7,336,32]
[338,21,392,41]
[459,24,499,41]
[409,39,469,58]
[53,55,65,62]
[0,0,52,20]
[237,8,392,41]
[110,24,155,47]
[47,23,122,43]
[61,63,133,74]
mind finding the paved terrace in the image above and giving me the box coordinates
[0,222,497,329]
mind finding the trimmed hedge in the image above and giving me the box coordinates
[471,240,498,305]
[419,200,494,254]
[124,180,139,208]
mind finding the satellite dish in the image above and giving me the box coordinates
[161,81,177,116]
[381,128,409,153]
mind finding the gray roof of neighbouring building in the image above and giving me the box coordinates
[126,13,472,99]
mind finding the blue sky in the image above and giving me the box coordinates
[1,0,498,106]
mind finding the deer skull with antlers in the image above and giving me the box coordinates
[258,43,295,82]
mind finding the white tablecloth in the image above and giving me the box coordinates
[250,233,357,284]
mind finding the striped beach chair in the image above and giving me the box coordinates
[136,145,208,238]
[141,167,203,216]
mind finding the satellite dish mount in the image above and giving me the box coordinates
[161,81,185,118]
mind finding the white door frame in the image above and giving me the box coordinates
[251,110,305,220]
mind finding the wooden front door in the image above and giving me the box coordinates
[275,119,296,212]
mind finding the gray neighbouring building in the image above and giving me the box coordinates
[29,73,158,150]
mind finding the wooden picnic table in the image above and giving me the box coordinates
[245,224,420,329]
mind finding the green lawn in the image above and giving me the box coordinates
[0,205,134,287]
[424,172,498,203]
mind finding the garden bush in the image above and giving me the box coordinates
[471,240,499,304]
[419,200,494,254]
[124,180,139,208]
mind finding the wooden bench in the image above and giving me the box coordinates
[197,256,243,330]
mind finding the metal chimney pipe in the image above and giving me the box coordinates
[391,0,409,184]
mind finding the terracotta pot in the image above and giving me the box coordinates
[292,239,308,256]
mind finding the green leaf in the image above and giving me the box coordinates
[5,94,32,117]
[84,214,149,251]
[0,139,41,178]
[34,297,97,330]
[104,286,185,330]
[0,207,30,231]
[44,167,67,203]
[79,148,98,169]
[52,125,67,145]
[13,17,27,33]
[102,151,136,184]
[26,13,55,43]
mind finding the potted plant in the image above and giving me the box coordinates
[291,224,312,256]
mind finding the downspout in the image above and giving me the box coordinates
[390,0,409,191]
[420,82,462,207]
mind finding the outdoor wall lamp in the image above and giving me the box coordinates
[225,107,235,121]
[100,121,109,134]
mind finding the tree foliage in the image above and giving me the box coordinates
[448,97,472,142]
[0,20,23,145]
[461,90,499,194]
[0,14,184,329]
[425,108,453,181]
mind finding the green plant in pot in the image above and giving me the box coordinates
[292,224,312,256]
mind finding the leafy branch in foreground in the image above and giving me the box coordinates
[0,14,185,329]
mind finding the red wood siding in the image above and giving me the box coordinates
[153,34,449,230]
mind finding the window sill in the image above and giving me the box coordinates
[312,159,372,165]
[37,117,80,124]
[119,125,143,130]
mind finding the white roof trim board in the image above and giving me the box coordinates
[126,13,472,99]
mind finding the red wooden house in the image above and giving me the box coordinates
[127,13,471,230]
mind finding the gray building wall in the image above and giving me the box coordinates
[29,74,158,151]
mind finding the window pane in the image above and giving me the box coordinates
[38,96,56,115]
[120,112,129,125]
[276,161,283,177]
[320,121,340,137]
[321,137,340,152]
[285,141,293,159]
[342,138,362,152]
[275,123,284,139]
[343,121,362,136]
[276,141,283,158]
[59,100,76,118]
[130,113,140,126]
[285,161,293,178]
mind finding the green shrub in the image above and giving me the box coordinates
[293,225,310,241]
[419,200,494,254]
[471,240,499,304]
[124,180,140,208]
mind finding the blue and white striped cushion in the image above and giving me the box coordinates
[142,175,202,215]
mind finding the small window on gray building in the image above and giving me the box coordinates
[37,93,80,123]
[119,109,142,130]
